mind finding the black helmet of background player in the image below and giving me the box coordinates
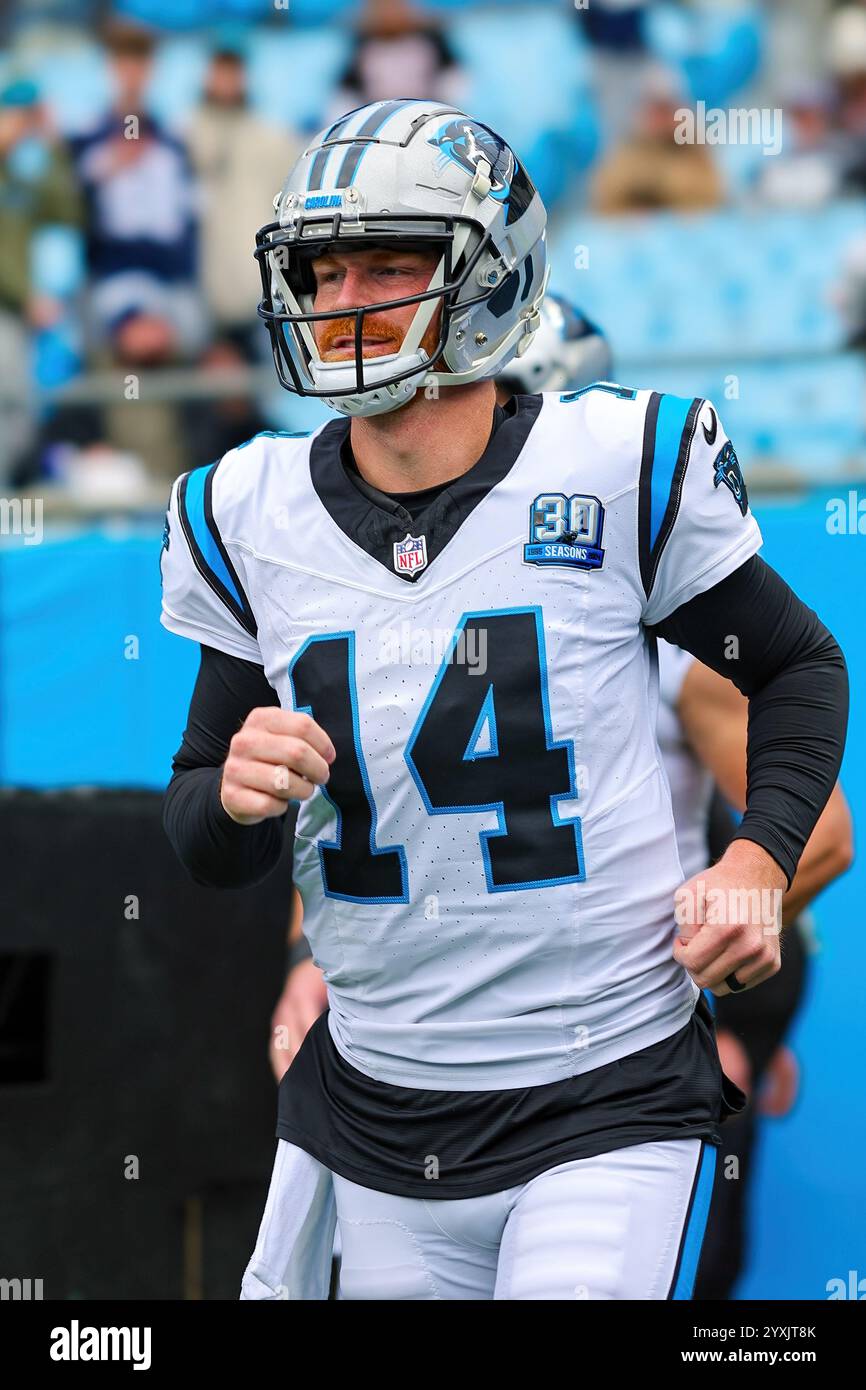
[496,292,613,401]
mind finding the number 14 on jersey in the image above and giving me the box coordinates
[289,607,586,903]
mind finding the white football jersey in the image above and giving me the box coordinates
[161,387,761,1089]
[656,642,714,883]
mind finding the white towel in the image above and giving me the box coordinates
[240,1140,337,1300]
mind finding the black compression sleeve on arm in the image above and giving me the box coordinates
[163,645,286,889]
[651,556,848,886]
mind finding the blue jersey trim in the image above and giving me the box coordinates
[638,392,703,600]
[182,465,243,610]
[177,463,257,639]
[669,1141,717,1300]
[651,393,696,551]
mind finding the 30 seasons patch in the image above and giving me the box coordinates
[523,492,606,570]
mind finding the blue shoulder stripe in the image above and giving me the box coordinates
[638,391,702,599]
[177,463,257,639]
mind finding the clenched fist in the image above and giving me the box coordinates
[673,839,786,996]
[220,707,335,825]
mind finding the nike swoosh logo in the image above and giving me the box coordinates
[702,406,718,446]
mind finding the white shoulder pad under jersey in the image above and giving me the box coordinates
[159,430,312,662]
[634,393,762,625]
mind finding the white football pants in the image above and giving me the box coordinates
[334,1137,713,1300]
[242,1136,715,1300]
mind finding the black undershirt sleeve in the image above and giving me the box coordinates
[651,555,848,886]
[163,645,287,889]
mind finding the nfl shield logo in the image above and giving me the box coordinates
[393,532,428,575]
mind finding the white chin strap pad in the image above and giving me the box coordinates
[312,348,431,418]
[310,348,427,395]
[327,379,421,418]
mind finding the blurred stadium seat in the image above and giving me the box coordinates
[647,2,764,108]
[548,203,866,474]
[549,204,866,361]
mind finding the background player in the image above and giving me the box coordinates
[655,642,854,1296]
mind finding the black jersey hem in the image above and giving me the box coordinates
[274,993,746,1201]
[274,1118,726,1201]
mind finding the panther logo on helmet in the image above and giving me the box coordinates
[427,119,514,202]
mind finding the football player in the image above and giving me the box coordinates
[160,101,848,1300]
[266,289,615,1084]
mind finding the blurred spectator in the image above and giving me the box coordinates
[590,64,724,214]
[186,36,301,358]
[69,21,204,481]
[755,79,842,209]
[834,229,866,349]
[69,22,204,363]
[574,0,653,151]
[828,4,866,197]
[0,77,82,485]
[324,0,466,125]
[188,339,270,470]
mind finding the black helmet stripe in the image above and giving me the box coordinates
[332,99,414,189]
[306,112,355,191]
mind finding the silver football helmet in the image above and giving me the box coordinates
[254,99,548,417]
[496,291,613,396]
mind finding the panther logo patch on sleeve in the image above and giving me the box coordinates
[712,441,748,517]
[159,512,170,585]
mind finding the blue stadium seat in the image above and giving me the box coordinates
[27,40,110,133]
[549,204,866,360]
[115,0,274,26]
[452,5,590,124]
[547,203,866,478]
[647,2,764,107]
[244,28,349,131]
